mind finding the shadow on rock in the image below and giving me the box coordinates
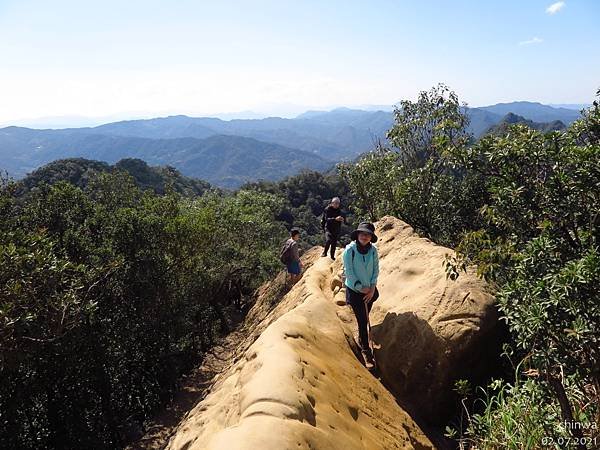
[372,312,447,421]
[372,310,501,426]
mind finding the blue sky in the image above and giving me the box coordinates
[0,0,598,124]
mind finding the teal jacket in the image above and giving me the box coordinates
[343,241,379,292]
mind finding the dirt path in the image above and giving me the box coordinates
[127,252,319,450]
[126,326,248,450]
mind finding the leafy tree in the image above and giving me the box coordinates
[450,121,599,440]
[338,148,403,221]
[0,170,286,448]
[341,84,600,446]
[242,170,353,247]
[387,83,470,168]
[339,85,484,247]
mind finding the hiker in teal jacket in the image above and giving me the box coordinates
[343,222,380,369]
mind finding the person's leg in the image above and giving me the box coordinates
[362,288,380,365]
[322,231,332,256]
[329,234,338,259]
[287,261,296,285]
[348,291,370,354]
[293,270,303,284]
[290,261,302,284]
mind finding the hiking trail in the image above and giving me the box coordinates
[130,216,497,450]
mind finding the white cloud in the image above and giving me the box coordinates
[546,2,565,14]
[519,37,544,45]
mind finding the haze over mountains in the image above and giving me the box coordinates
[0,101,584,188]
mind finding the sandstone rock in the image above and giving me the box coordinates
[329,274,343,293]
[349,216,498,423]
[166,250,433,450]
[165,216,497,449]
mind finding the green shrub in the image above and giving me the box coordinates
[341,85,600,446]
[0,172,286,448]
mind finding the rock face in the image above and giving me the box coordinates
[165,216,497,449]
[166,247,433,450]
[337,216,498,423]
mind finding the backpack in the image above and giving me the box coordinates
[279,239,294,265]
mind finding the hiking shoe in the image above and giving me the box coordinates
[362,350,375,369]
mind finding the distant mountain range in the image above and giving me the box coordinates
[0,129,332,188]
[549,104,591,111]
[476,102,581,124]
[0,101,584,188]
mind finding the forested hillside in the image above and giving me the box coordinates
[15,157,212,197]
[0,131,332,188]
[486,112,567,135]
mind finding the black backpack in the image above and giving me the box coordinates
[320,205,329,230]
[279,240,294,265]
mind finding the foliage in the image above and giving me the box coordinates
[339,85,484,247]
[340,85,600,445]
[387,83,470,168]
[449,358,598,449]
[0,172,285,449]
[243,170,353,247]
[15,157,213,198]
[338,147,403,221]
[449,107,600,386]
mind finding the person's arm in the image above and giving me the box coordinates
[343,248,362,291]
[370,246,379,287]
[363,247,379,301]
[324,207,339,223]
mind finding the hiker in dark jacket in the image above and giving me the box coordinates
[343,222,379,369]
[321,197,345,260]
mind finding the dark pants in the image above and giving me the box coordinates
[323,231,339,258]
[346,287,380,354]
